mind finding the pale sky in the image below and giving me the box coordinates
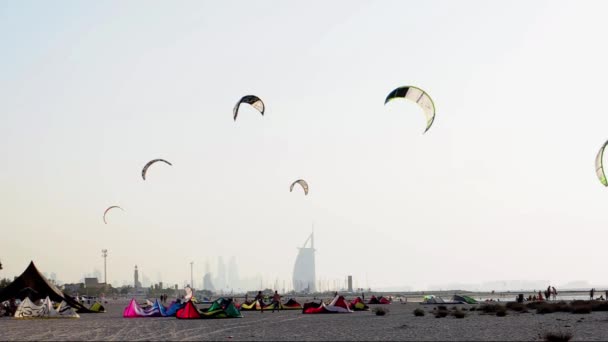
[2,0,608,291]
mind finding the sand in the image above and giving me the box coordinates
[1,301,608,341]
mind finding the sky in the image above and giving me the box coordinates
[2,0,608,291]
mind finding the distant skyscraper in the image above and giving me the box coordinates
[203,260,215,291]
[203,273,215,291]
[134,265,142,288]
[293,232,316,293]
[227,256,239,290]
[216,257,226,291]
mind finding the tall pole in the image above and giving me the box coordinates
[101,249,108,286]
[190,261,194,288]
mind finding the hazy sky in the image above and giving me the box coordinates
[2,0,608,291]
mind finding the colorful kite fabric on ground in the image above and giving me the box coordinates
[176,300,201,319]
[302,296,353,314]
[349,297,369,311]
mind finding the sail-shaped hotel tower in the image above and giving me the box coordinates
[292,232,316,293]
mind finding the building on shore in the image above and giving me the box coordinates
[292,232,316,293]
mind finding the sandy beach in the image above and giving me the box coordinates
[2,299,608,341]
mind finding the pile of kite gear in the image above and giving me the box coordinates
[302,295,354,314]
[176,298,242,319]
[13,297,80,319]
[367,295,391,305]
[239,298,303,311]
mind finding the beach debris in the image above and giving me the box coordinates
[103,205,124,224]
[452,309,466,318]
[384,85,436,133]
[233,95,265,121]
[413,308,425,316]
[543,331,573,342]
[142,159,172,180]
[372,307,389,316]
[290,179,309,195]
[434,308,449,318]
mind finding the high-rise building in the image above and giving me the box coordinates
[215,257,226,291]
[227,256,239,290]
[134,265,142,288]
[293,232,316,293]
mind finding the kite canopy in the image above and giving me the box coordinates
[176,300,201,319]
[302,295,353,314]
[103,206,123,224]
[89,302,106,313]
[290,179,309,195]
[349,297,369,311]
[14,297,50,319]
[57,301,80,318]
[0,261,94,313]
[384,86,436,133]
[200,297,242,318]
[367,295,391,305]
[233,95,265,121]
[596,140,608,186]
[123,298,145,318]
[141,159,172,180]
[165,301,185,316]
[452,295,477,304]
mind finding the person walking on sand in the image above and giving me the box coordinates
[271,291,281,313]
[255,291,265,313]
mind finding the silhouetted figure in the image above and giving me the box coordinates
[271,291,281,313]
[590,288,595,300]
[255,291,264,313]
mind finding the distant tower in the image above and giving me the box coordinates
[227,256,239,290]
[134,265,142,288]
[293,231,316,293]
[216,257,226,291]
[348,275,353,292]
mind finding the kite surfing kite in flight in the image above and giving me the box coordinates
[233,95,265,121]
[384,86,436,133]
[141,159,172,180]
[596,140,608,186]
[290,179,309,196]
[103,206,124,224]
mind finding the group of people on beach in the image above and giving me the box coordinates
[589,288,608,301]
[247,290,282,313]
[159,294,169,304]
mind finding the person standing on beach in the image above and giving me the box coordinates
[552,287,557,300]
[590,288,595,300]
[271,291,281,313]
[255,291,265,313]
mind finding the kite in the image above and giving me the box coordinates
[384,86,435,133]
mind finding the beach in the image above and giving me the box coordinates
[2,300,608,341]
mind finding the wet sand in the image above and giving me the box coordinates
[2,300,608,341]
